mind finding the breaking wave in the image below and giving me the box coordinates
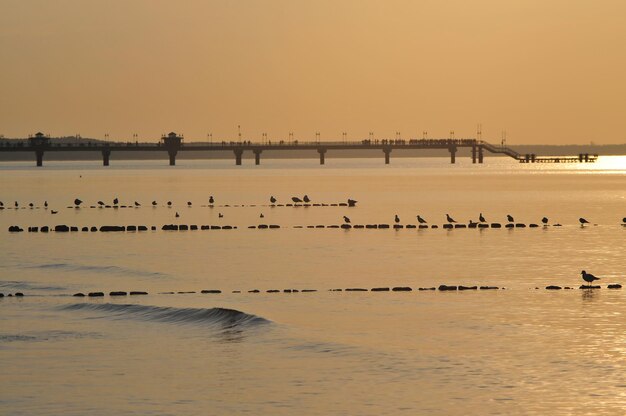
[61,303,270,329]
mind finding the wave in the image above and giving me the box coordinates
[61,303,270,329]
[0,280,67,291]
[22,263,169,279]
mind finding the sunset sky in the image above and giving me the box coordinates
[1,0,625,144]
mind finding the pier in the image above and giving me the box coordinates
[0,132,599,167]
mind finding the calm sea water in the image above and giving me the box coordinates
[1,156,625,415]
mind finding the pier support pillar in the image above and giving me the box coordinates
[234,148,243,165]
[168,150,177,166]
[472,145,477,164]
[449,145,457,164]
[383,147,391,164]
[318,148,327,165]
[102,150,111,166]
[478,146,484,164]
[35,150,44,167]
[253,149,262,165]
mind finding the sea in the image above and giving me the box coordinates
[1,156,625,415]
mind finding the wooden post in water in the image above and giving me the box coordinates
[449,145,457,164]
[35,150,44,167]
[472,145,477,164]
[102,149,111,166]
[318,148,327,165]
[478,146,484,163]
[234,148,243,165]
[253,149,262,165]
[383,147,391,164]
[168,150,177,166]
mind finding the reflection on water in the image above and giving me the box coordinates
[0,157,625,415]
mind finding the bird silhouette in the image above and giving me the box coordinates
[0,201,3,207]
[292,197,303,203]
[74,199,82,206]
[134,201,141,207]
[218,212,223,218]
[51,210,58,214]
[542,217,549,225]
[175,212,180,218]
[187,201,192,206]
[417,215,427,224]
[581,270,600,286]
[343,216,351,223]
[113,198,119,205]
[167,201,172,206]
[14,201,18,208]
[446,214,457,223]
[579,217,590,225]
[394,215,400,223]
[44,201,48,208]
[29,203,34,208]
[622,217,626,223]
[347,199,357,207]
[152,200,157,206]
[270,196,277,204]
[209,196,214,204]
[469,219,477,226]
[507,214,514,223]
[303,195,311,203]
[479,213,486,223]
[260,213,264,218]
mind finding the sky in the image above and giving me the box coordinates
[1,0,625,144]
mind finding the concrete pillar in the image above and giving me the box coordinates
[449,145,457,164]
[234,148,243,165]
[168,150,177,166]
[253,149,262,165]
[383,147,391,164]
[318,148,327,165]
[35,150,44,167]
[472,145,477,164]
[102,149,111,166]
[478,146,484,164]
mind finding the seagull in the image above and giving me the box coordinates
[260,213,264,218]
[292,197,303,203]
[417,215,427,224]
[303,195,311,203]
[623,217,626,223]
[152,200,157,206]
[187,201,192,206]
[270,196,277,204]
[542,217,549,225]
[51,210,58,214]
[446,214,457,223]
[74,198,82,206]
[579,217,590,225]
[395,214,400,224]
[29,203,34,208]
[479,213,486,223]
[167,201,172,206]
[581,270,600,287]
[343,216,351,223]
[175,212,180,218]
[14,201,18,208]
[347,199,357,207]
[44,201,48,208]
[98,201,105,206]
[507,214,514,223]
[209,196,214,204]
[0,201,3,207]
[113,198,119,205]
[469,219,477,226]
[134,201,141,207]
[218,213,223,218]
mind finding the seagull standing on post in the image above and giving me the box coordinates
[343,216,351,224]
[581,270,600,287]
[417,215,427,224]
[479,213,486,223]
[446,214,457,224]
[507,214,514,223]
[579,217,590,226]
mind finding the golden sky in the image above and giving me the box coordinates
[1,0,625,144]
